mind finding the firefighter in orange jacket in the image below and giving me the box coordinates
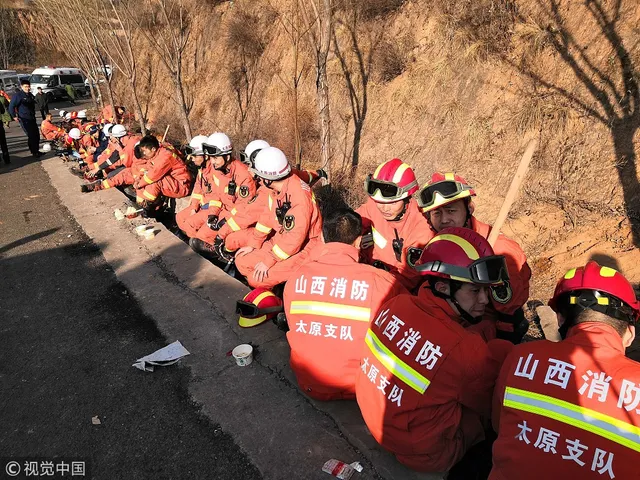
[41,113,65,141]
[356,227,513,473]
[80,125,142,192]
[356,159,433,291]
[185,132,256,249]
[200,139,327,254]
[132,135,192,213]
[418,172,532,343]
[283,207,408,401]
[225,147,322,289]
[175,134,214,238]
[491,261,640,480]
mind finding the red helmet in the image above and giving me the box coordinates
[70,111,78,120]
[418,172,476,212]
[414,227,508,285]
[549,261,640,323]
[364,158,418,203]
[236,288,283,328]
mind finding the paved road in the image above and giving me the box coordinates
[0,117,261,479]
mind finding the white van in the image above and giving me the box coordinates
[0,70,20,94]
[30,66,88,100]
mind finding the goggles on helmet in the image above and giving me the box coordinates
[235,300,284,318]
[240,149,260,167]
[203,143,230,156]
[560,290,640,324]
[417,180,474,209]
[415,255,509,284]
[364,175,414,200]
[184,145,195,156]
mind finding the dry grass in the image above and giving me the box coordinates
[374,37,408,83]
[350,0,407,21]
[509,92,571,133]
[513,17,551,57]
[226,9,265,58]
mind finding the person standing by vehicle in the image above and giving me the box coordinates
[34,87,49,120]
[0,100,10,164]
[65,83,76,105]
[0,89,10,128]
[8,79,41,157]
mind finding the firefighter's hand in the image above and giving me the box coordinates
[235,246,254,257]
[85,170,96,179]
[253,262,269,283]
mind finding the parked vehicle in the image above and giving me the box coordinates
[30,66,88,100]
[0,70,20,94]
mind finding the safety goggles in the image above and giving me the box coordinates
[414,255,509,284]
[202,143,231,156]
[564,290,640,324]
[364,175,416,200]
[417,180,473,209]
[240,150,260,167]
[235,300,284,318]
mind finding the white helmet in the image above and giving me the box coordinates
[40,143,52,153]
[241,139,270,167]
[188,134,208,156]
[202,132,232,156]
[102,123,113,136]
[110,124,127,138]
[59,110,67,118]
[65,112,71,120]
[252,147,291,181]
[68,128,82,140]
[77,110,87,119]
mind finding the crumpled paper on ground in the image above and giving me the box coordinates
[132,341,190,372]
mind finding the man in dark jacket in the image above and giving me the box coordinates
[8,79,41,157]
[34,87,49,120]
[0,101,9,164]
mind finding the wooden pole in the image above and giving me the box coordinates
[161,124,170,143]
[487,139,538,247]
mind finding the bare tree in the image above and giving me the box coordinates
[333,2,380,169]
[129,0,194,140]
[0,2,34,69]
[300,0,333,173]
[94,0,147,134]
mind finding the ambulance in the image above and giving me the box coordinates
[29,66,88,100]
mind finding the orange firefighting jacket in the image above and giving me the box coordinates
[471,216,531,315]
[356,198,433,291]
[237,173,322,269]
[99,105,116,124]
[41,119,64,141]
[490,322,640,480]
[217,168,322,240]
[199,160,256,217]
[93,135,141,172]
[187,161,215,210]
[356,287,510,472]
[140,146,192,187]
[284,243,408,401]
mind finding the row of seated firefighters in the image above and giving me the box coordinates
[42,107,640,479]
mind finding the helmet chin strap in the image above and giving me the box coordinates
[390,198,410,222]
[430,281,482,325]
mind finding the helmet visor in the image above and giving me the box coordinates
[365,176,400,199]
[418,180,473,209]
[203,143,230,156]
[235,300,283,318]
[415,255,509,284]
[184,145,195,156]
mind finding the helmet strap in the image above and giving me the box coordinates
[429,280,482,325]
[214,154,232,173]
[390,198,410,222]
[463,198,472,228]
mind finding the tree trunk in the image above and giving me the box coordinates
[317,65,331,173]
[87,77,98,110]
[173,74,192,140]
[129,70,147,135]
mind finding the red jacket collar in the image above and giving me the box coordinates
[566,322,626,354]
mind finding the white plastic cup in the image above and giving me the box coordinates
[143,229,157,240]
[232,344,253,367]
[136,224,151,236]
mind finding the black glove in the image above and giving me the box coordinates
[496,308,529,345]
[361,232,374,250]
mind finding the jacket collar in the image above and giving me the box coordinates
[566,322,626,354]
[313,242,360,264]
[416,286,462,322]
